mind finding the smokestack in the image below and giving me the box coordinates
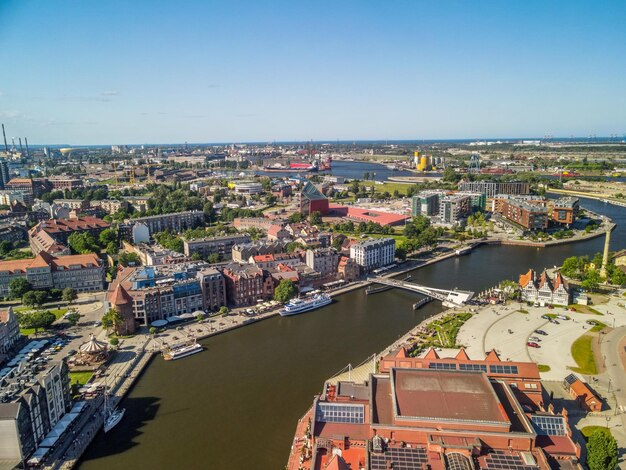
[19,138,23,154]
[25,137,30,158]
[1,124,7,152]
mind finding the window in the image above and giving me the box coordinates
[489,365,519,375]
[524,383,538,390]
[316,403,364,424]
[459,363,487,372]
[428,362,457,370]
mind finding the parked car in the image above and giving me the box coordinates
[547,305,554,309]
[534,329,548,335]
[541,314,550,320]
[66,349,77,356]
[94,321,102,327]
[556,315,569,320]
[549,319,560,324]
[529,336,542,342]
[527,342,540,348]
[586,320,598,325]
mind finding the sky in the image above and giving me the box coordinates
[0,0,625,145]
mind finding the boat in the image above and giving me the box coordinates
[103,387,125,433]
[104,407,125,433]
[413,297,433,310]
[455,246,472,256]
[279,293,332,317]
[162,341,203,361]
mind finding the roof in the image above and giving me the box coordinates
[391,368,510,424]
[300,181,327,201]
[110,284,133,306]
[569,379,598,402]
[0,253,101,274]
[324,454,350,470]
[519,269,535,288]
[329,205,411,226]
[32,216,109,235]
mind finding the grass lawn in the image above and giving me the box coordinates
[568,304,603,315]
[580,426,611,441]
[590,321,607,333]
[516,309,529,314]
[570,333,598,375]
[18,308,68,336]
[69,371,94,386]
[538,364,551,372]
[361,181,414,196]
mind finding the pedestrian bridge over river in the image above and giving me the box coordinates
[369,277,474,307]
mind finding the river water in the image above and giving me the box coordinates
[79,198,626,470]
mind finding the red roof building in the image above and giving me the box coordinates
[329,205,411,227]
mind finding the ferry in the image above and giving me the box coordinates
[162,341,203,361]
[279,293,332,317]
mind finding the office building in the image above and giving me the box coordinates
[299,181,329,216]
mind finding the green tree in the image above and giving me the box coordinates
[195,312,206,322]
[98,228,117,247]
[610,268,626,286]
[395,245,407,261]
[109,337,120,347]
[582,269,602,292]
[106,241,119,255]
[287,212,303,223]
[149,326,157,335]
[207,253,221,264]
[587,429,618,470]
[67,232,100,254]
[274,279,298,303]
[62,288,78,304]
[309,211,322,225]
[65,312,81,326]
[9,278,32,299]
[17,310,56,334]
[119,252,141,267]
[22,291,39,308]
[219,306,230,315]
[102,308,124,335]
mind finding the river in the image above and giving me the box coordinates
[79,198,626,470]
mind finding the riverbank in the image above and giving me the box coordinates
[548,188,626,208]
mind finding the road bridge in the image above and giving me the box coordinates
[369,277,474,307]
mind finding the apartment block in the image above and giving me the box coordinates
[349,238,395,272]
[183,234,251,260]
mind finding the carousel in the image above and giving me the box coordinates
[70,334,110,368]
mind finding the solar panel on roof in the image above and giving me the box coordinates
[564,373,578,385]
[530,415,567,436]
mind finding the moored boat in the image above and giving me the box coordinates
[279,293,332,317]
[162,341,203,361]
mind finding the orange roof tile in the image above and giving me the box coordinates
[424,348,440,360]
[519,269,534,288]
[455,349,471,361]
[485,349,501,362]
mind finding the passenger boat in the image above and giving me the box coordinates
[162,341,203,361]
[279,293,332,317]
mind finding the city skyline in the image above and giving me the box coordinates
[1,0,626,144]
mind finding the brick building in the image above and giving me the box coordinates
[28,217,110,255]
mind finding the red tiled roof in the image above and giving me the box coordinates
[329,205,410,226]
[484,349,501,362]
[0,253,101,273]
[519,269,534,288]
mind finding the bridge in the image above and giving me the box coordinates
[369,277,474,307]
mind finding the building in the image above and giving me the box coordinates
[91,199,129,214]
[519,269,571,306]
[552,197,580,226]
[231,241,285,263]
[251,253,301,270]
[0,252,105,296]
[439,194,471,224]
[287,349,581,470]
[183,234,251,260]
[267,224,291,241]
[0,191,25,207]
[0,307,20,355]
[337,255,359,282]
[52,199,89,211]
[330,205,411,227]
[233,182,263,194]
[299,181,329,216]
[122,242,187,266]
[221,262,272,307]
[0,160,10,189]
[456,191,486,212]
[28,216,110,255]
[232,217,277,232]
[129,210,204,236]
[349,238,395,272]
[107,261,226,326]
[0,360,72,466]
[47,177,83,191]
[305,248,340,277]
[564,374,602,412]
[411,192,443,217]
[498,199,548,231]
[458,180,531,197]
[123,196,151,213]
[489,194,546,213]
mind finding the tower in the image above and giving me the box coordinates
[600,228,611,279]
[468,153,481,173]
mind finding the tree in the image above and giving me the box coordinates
[17,310,56,334]
[67,232,100,254]
[219,306,230,316]
[195,312,206,322]
[22,291,39,308]
[207,253,221,264]
[288,212,303,223]
[149,326,157,335]
[9,278,31,299]
[395,245,407,261]
[587,429,618,470]
[102,308,124,334]
[99,228,117,247]
[119,252,141,267]
[62,288,78,304]
[309,211,322,225]
[274,279,298,303]
[109,337,120,347]
[582,269,602,292]
[65,312,81,326]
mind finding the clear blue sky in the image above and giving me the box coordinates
[1,0,625,145]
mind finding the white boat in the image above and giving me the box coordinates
[162,341,203,361]
[279,293,332,317]
[104,407,125,433]
[103,387,125,433]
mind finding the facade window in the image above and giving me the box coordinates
[459,363,487,372]
[428,362,457,370]
[489,365,519,375]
